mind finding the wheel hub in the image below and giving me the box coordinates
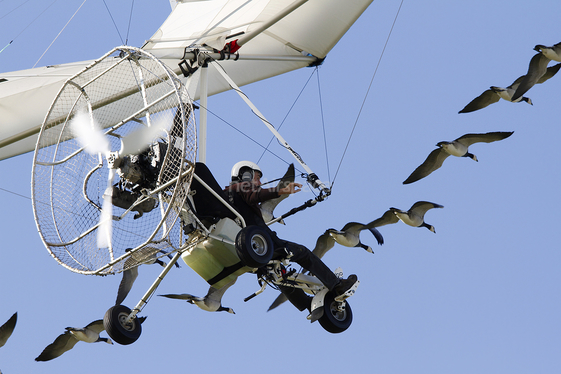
[251,234,267,256]
[118,312,136,331]
[329,301,347,321]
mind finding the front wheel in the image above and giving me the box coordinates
[235,226,274,268]
[104,305,142,345]
[318,292,353,334]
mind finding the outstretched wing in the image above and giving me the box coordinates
[206,279,236,304]
[367,227,384,245]
[456,131,514,147]
[403,148,450,184]
[158,293,198,301]
[260,163,295,224]
[339,222,384,246]
[311,231,336,259]
[458,89,500,113]
[409,201,444,216]
[365,209,400,228]
[267,294,288,312]
[0,312,17,347]
[84,320,106,334]
[116,267,139,306]
[35,331,78,362]
[511,53,557,101]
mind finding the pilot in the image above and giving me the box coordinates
[224,161,358,305]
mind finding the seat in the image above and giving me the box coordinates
[189,162,237,225]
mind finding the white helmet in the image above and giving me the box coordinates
[231,161,262,182]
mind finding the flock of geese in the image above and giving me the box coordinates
[1,41,559,364]
[459,42,561,113]
[268,41,560,311]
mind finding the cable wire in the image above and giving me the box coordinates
[125,0,135,45]
[257,67,318,164]
[0,0,31,21]
[0,0,57,56]
[33,0,87,68]
[316,69,331,183]
[102,0,124,45]
[331,0,404,189]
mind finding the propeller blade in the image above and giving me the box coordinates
[97,168,115,248]
[119,117,172,156]
[70,110,110,155]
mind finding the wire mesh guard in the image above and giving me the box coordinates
[31,46,197,275]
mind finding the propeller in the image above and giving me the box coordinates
[70,110,172,248]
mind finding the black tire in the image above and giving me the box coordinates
[235,226,274,268]
[103,305,142,345]
[318,292,353,334]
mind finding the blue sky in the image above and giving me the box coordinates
[1,1,560,373]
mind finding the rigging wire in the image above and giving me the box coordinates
[195,100,295,168]
[125,0,135,45]
[209,59,306,174]
[256,67,318,164]
[331,0,404,189]
[102,0,124,45]
[0,0,31,21]
[0,0,57,55]
[0,186,30,202]
[316,69,331,183]
[33,0,87,68]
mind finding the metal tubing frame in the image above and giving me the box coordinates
[198,63,208,163]
[127,251,183,322]
[191,172,246,227]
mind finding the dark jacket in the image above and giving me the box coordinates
[223,181,279,227]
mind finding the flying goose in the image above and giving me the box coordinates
[313,223,384,259]
[35,320,112,361]
[370,201,444,233]
[0,312,17,348]
[403,131,514,184]
[115,247,180,306]
[459,76,533,113]
[511,53,561,102]
[159,279,236,313]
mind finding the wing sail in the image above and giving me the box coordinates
[0,0,373,160]
[0,61,95,159]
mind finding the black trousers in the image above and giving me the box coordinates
[270,234,340,291]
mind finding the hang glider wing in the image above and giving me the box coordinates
[0,61,96,160]
[0,0,373,160]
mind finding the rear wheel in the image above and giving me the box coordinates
[318,292,353,333]
[104,305,142,345]
[235,226,274,268]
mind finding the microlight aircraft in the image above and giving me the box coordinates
[0,0,373,344]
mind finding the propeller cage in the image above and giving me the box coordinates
[31,46,197,275]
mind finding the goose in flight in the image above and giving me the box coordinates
[511,50,561,101]
[459,76,533,113]
[403,131,514,184]
[370,201,444,233]
[35,320,112,361]
[0,312,17,348]
[312,223,384,259]
[159,279,236,314]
